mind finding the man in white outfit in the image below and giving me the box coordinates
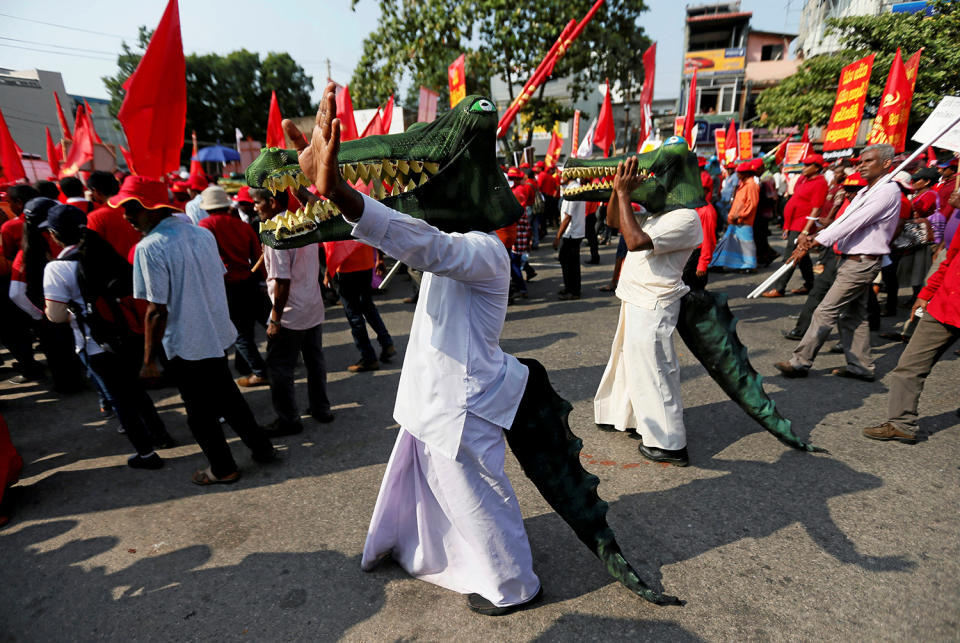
[281,83,541,615]
[594,156,703,467]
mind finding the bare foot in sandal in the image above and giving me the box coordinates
[191,467,241,486]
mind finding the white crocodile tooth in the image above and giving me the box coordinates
[405,179,417,192]
[369,162,382,181]
[381,159,397,177]
[298,174,312,188]
[423,162,439,175]
[409,160,423,174]
[372,180,386,199]
[418,172,429,187]
[342,163,357,183]
[286,175,299,190]
[396,159,410,174]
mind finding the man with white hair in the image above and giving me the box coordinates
[775,144,902,382]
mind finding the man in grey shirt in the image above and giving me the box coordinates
[111,176,274,485]
[775,144,901,382]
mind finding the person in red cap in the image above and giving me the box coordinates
[184,174,209,225]
[709,160,758,271]
[232,185,260,237]
[762,153,827,298]
[698,156,714,204]
[111,176,275,484]
[536,162,560,231]
[86,171,140,261]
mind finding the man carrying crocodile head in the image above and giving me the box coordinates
[279,82,542,615]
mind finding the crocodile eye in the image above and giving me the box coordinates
[469,99,496,113]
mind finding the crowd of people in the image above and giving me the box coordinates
[0,100,958,612]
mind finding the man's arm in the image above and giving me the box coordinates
[614,158,653,252]
[268,278,290,339]
[605,190,620,228]
[553,215,570,250]
[142,302,168,379]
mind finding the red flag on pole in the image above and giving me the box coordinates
[637,43,656,152]
[448,54,467,108]
[682,69,697,145]
[725,119,737,163]
[266,90,285,148]
[380,95,395,134]
[120,146,136,174]
[801,124,809,143]
[866,49,914,152]
[823,53,875,152]
[926,146,937,167]
[570,110,581,159]
[45,127,60,177]
[83,99,103,144]
[53,91,72,141]
[774,135,791,165]
[117,0,186,178]
[545,129,564,168]
[335,85,359,142]
[594,80,616,158]
[189,130,203,176]
[60,104,95,177]
[0,109,26,183]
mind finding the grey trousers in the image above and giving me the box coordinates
[790,256,881,376]
[888,312,959,431]
[266,324,330,429]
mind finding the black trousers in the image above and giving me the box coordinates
[266,324,330,430]
[772,230,815,293]
[584,213,600,263]
[338,269,393,362]
[0,281,41,376]
[87,351,166,456]
[167,355,272,478]
[225,278,267,377]
[791,248,840,336]
[558,237,582,296]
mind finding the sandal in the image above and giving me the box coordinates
[831,367,875,382]
[191,467,241,486]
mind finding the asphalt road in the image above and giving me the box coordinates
[1,236,958,642]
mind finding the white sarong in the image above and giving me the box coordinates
[594,299,687,450]
[360,414,540,607]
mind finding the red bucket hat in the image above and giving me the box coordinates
[233,185,254,204]
[109,176,182,211]
[735,161,754,173]
[187,174,208,191]
[506,167,524,179]
[842,172,867,187]
[802,153,825,167]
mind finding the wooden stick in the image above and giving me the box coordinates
[251,254,264,273]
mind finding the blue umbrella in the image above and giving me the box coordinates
[193,144,241,163]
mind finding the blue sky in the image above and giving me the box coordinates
[0,0,801,105]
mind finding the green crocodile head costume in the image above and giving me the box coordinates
[245,95,522,248]
[560,136,706,213]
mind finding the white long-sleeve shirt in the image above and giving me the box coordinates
[347,195,529,459]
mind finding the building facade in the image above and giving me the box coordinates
[796,0,901,57]
[0,68,72,160]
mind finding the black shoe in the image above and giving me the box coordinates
[583,259,600,265]
[638,444,689,466]
[152,434,177,449]
[829,343,844,354]
[252,447,279,463]
[380,345,397,363]
[264,418,303,437]
[127,453,163,470]
[524,268,537,281]
[558,292,580,300]
[782,329,804,341]
[467,586,543,616]
[306,407,335,423]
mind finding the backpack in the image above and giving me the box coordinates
[56,228,139,353]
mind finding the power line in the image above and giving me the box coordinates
[0,43,115,61]
[0,36,118,56]
[0,12,126,39]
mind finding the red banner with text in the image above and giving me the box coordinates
[448,54,466,108]
[738,129,753,160]
[714,130,726,160]
[823,54,875,152]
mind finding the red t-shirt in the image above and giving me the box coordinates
[936,179,956,219]
[1,215,24,261]
[537,170,559,198]
[338,243,376,273]
[695,203,718,271]
[10,250,25,283]
[86,205,141,263]
[919,228,960,327]
[911,188,939,218]
[198,211,262,283]
[700,170,714,203]
[64,198,92,214]
[899,194,912,220]
[783,174,828,232]
[511,183,535,208]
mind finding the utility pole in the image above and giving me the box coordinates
[326,58,332,83]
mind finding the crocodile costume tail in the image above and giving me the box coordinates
[676,290,826,453]
[507,358,681,606]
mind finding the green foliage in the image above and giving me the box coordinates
[103,34,314,147]
[347,0,650,149]
[756,1,960,130]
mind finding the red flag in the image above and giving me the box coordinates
[0,109,26,183]
[118,0,186,178]
[361,95,395,138]
[725,119,737,162]
[83,99,103,144]
[866,49,914,152]
[60,104,95,177]
[190,130,203,175]
[53,91,72,141]
[927,146,937,167]
[594,80,616,158]
[448,54,467,108]
[683,69,697,145]
[417,86,439,123]
[380,95,395,134]
[335,85,359,142]
[120,146,136,174]
[801,124,809,143]
[774,135,791,165]
[545,129,564,168]
[266,90,285,148]
[570,110,581,159]
[823,53,875,152]
[637,43,656,152]
[45,127,61,177]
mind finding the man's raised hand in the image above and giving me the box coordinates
[613,157,643,196]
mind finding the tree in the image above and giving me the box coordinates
[347,0,650,150]
[103,33,314,150]
[756,1,960,130]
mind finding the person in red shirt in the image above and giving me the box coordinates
[85,171,141,261]
[762,153,827,297]
[1,185,40,262]
[862,226,960,444]
[58,176,91,213]
[197,186,269,387]
[936,157,957,220]
[682,172,718,290]
[535,161,560,229]
[698,156,714,204]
